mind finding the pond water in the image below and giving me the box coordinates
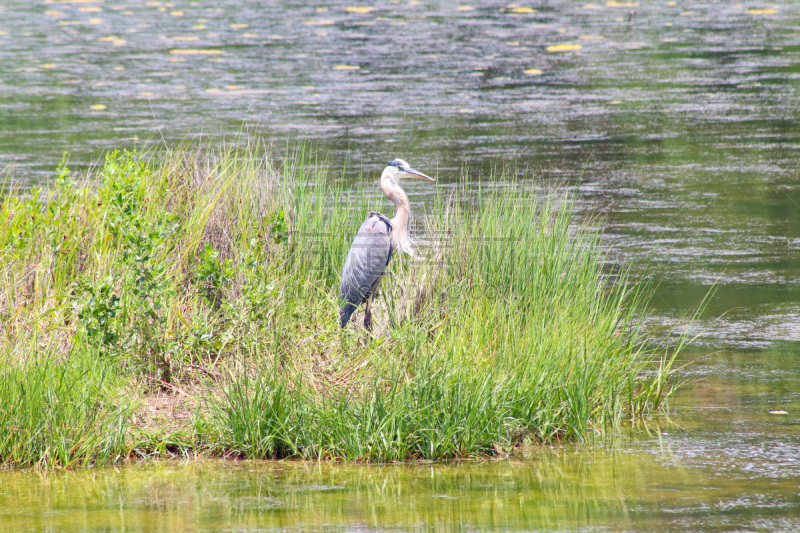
[1,443,799,532]
[2,0,800,530]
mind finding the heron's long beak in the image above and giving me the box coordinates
[404,168,435,181]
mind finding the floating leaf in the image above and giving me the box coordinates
[458,5,474,10]
[304,19,335,25]
[607,1,638,6]
[45,10,63,16]
[346,6,375,13]
[769,410,789,415]
[90,104,106,111]
[524,68,542,75]
[171,11,184,16]
[193,24,207,29]
[546,44,581,52]
[584,3,600,8]
[40,63,56,69]
[333,65,360,70]
[579,35,604,39]
[511,7,537,13]
[173,36,199,41]
[231,23,248,28]
[747,8,777,14]
[170,49,223,55]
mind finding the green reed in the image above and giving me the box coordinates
[0,146,683,466]
[0,349,132,468]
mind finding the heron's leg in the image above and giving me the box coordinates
[364,300,373,332]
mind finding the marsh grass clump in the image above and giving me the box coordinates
[0,147,682,467]
[0,350,132,468]
[206,179,679,461]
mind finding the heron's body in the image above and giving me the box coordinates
[339,212,393,328]
[339,159,434,330]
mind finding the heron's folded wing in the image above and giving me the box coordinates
[340,214,393,305]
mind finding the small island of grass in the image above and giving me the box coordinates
[0,148,681,468]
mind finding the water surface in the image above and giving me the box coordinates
[2,442,799,533]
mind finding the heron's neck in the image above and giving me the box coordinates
[381,174,414,255]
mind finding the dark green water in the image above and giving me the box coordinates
[2,0,800,530]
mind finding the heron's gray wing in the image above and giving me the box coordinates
[340,213,393,324]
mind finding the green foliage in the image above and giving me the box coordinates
[0,353,133,468]
[197,243,233,306]
[0,146,688,467]
[203,171,686,461]
[76,275,120,346]
[267,208,289,245]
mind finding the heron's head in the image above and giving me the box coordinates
[384,159,435,183]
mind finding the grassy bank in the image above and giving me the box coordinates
[0,148,680,467]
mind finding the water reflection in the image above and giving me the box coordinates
[4,452,796,532]
[3,440,800,532]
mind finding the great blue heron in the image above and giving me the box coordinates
[339,159,435,330]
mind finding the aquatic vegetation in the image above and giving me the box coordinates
[0,351,132,468]
[0,147,682,466]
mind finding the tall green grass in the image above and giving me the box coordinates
[204,177,678,460]
[0,349,132,468]
[0,146,682,466]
